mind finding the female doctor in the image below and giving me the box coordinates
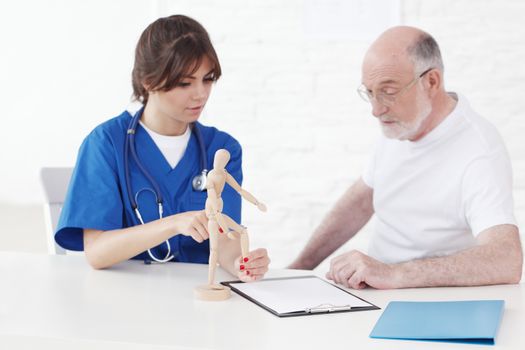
[55,15,270,281]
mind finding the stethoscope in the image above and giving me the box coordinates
[124,107,208,263]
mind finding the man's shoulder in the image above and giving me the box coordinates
[455,94,506,154]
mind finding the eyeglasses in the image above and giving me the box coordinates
[357,68,433,107]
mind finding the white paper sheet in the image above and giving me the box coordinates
[232,276,372,314]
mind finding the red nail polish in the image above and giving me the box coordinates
[219,228,223,233]
[243,257,249,262]
[246,271,250,275]
[240,265,245,270]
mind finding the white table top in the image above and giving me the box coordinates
[0,252,523,349]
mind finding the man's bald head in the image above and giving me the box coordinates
[359,26,451,142]
[364,26,444,76]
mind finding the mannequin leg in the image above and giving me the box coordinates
[239,229,249,260]
[207,219,219,286]
[194,211,231,301]
[222,215,249,260]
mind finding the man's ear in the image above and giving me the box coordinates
[426,69,442,97]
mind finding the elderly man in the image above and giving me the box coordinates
[289,26,522,289]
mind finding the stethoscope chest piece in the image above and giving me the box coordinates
[192,170,208,191]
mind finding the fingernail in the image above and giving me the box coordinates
[240,265,245,270]
[219,228,223,233]
[243,257,249,262]
[246,271,250,275]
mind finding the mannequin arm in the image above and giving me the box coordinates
[206,187,228,232]
[206,187,220,212]
[225,173,266,211]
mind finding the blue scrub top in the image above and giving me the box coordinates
[55,110,242,264]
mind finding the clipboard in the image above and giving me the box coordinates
[221,275,380,317]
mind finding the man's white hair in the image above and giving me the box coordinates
[407,33,444,75]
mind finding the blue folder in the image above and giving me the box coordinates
[370,300,505,345]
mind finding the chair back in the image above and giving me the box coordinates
[40,167,73,255]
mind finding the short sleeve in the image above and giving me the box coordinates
[462,148,517,236]
[55,129,124,251]
[362,137,382,188]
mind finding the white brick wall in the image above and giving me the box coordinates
[160,1,400,269]
[1,1,523,273]
[179,0,525,269]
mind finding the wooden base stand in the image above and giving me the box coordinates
[194,284,231,301]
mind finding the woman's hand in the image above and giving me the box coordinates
[234,248,270,282]
[172,210,209,243]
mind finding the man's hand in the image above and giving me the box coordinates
[326,250,398,289]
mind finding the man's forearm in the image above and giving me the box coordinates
[393,225,523,288]
[289,179,374,270]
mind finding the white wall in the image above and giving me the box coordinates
[1,0,523,271]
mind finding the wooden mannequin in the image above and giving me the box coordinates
[194,149,266,301]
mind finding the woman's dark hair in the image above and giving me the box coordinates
[132,15,221,104]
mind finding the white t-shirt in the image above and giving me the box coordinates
[140,122,191,169]
[362,93,517,264]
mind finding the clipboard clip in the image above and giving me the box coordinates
[305,303,352,314]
